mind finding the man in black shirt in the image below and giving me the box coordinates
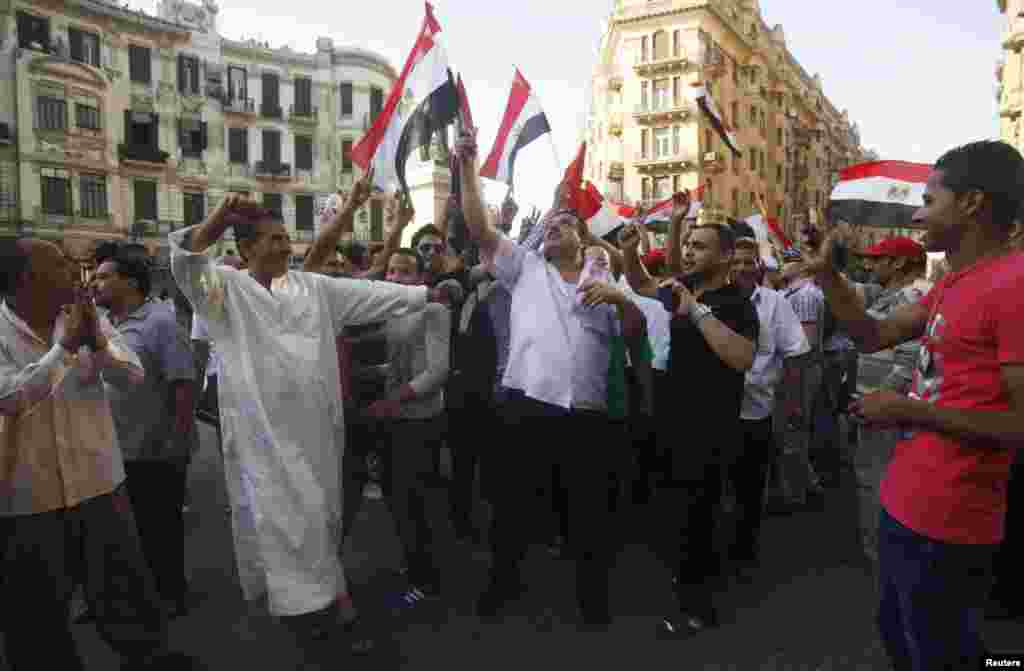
[621,218,759,638]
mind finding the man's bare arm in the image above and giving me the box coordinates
[455,128,501,258]
[619,224,658,298]
[188,193,255,254]
[305,169,374,272]
[365,196,414,277]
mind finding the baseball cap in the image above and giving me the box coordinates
[859,236,925,259]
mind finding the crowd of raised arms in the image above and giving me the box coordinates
[0,132,1022,670]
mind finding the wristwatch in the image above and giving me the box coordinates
[688,302,713,326]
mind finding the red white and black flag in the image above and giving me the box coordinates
[351,2,459,194]
[480,69,553,186]
[694,84,741,157]
[827,161,930,228]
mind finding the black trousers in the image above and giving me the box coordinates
[726,418,776,561]
[991,450,1024,606]
[0,487,168,671]
[487,392,617,619]
[124,460,190,605]
[448,381,498,531]
[654,462,725,619]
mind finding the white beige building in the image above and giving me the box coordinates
[588,0,868,240]
[997,0,1024,154]
[0,0,450,276]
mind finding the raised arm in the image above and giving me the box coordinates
[455,127,501,259]
[665,192,690,275]
[305,170,374,273]
[364,195,414,278]
[618,223,659,299]
[808,228,929,354]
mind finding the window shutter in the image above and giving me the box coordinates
[124,109,133,144]
[178,55,186,93]
[69,30,83,62]
[200,122,208,150]
[191,58,200,94]
[241,129,248,163]
[150,113,159,150]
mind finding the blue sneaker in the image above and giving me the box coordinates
[386,584,438,613]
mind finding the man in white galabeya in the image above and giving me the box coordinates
[168,170,454,660]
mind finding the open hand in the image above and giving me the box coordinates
[670,191,691,224]
[577,280,624,308]
[454,126,478,162]
[344,167,375,214]
[802,221,854,278]
[618,223,644,253]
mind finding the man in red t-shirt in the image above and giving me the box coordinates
[807,140,1024,671]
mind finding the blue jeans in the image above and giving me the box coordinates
[877,508,995,671]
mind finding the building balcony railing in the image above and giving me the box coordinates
[288,105,319,124]
[254,161,291,178]
[633,101,695,124]
[634,54,689,77]
[223,97,256,116]
[1001,87,1023,118]
[608,75,623,92]
[701,151,726,173]
[1003,21,1024,50]
[608,161,624,181]
[295,168,315,181]
[634,150,696,171]
[178,157,207,179]
[260,103,283,119]
[118,144,169,164]
[226,162,252,179]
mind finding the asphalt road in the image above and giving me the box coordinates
[5,422,1022,670]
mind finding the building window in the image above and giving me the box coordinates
[80,174,107,218]
[654,177,670,200]
[178,54,200,95]
[642,178,651,201]
[75,103,100,130]
[129,45,151,84]
[295,135,313,171]
[37,96,67,131]
[228,127,248,163]
[370,200,384,241]
[342,139,354,173]
[133,180,157,222]
[652,30,667,60]
[125,110,159,149]
[183,192,204,227]
[640,36,648,63]
[640,129,648,158]
[750,105,757,125]
[227,66,247,101]
[41,169,71,215]
[731,102,739,129]
[261,73,281,117]
[777,164,783,182]
[672,30,681,58]
[749,150,756,172]
[732,59,740,86]
[672,126,681,155]
[777,127,783,145]
[69,28,101,67]
[653,79,669,110]
[640,81,648,110]
[263,192,283,219]
[704,129,713,152]
[178,118,207,158]
[815,190,821,207]
[654,127,670,158]
[339,83,353,117]
[295,194,314,231]
[294,77,313,116]
[16,12,49,51]
[731,188,739,216]
[262,129,281,166]
[672,175,681,193]
[370,87,384,122]
[672,77,681,106]
[749,192,757,209]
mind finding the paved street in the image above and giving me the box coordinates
[7,422,1022,670]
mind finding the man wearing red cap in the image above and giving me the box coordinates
[851,236,929,572]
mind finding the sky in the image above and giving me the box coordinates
[137,0,1005,219]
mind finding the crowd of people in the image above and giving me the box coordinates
[0,135,1022,670]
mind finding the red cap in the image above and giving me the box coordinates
[860,236,925,259]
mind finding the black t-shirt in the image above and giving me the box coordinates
[665,280,760,480]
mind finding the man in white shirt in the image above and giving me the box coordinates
[168,179,454,658]
[729,237,809,572]
[454,127,647,628]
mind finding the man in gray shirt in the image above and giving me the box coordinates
[92,248,198,617]
[363,247,451,610]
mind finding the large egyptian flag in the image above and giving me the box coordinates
[351,2,459,193]
[827,161,930,228]
[694,84,741,157]
[617,185,705,226]
[480,69,553,186]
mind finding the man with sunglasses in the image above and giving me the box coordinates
[453,127,646,628]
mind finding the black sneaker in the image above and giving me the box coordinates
[657,609,718,639]
[476,576,525,619]
[385,584,439,613]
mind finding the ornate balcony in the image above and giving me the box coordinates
[608,161,624,180]
[634,54,690,77]
[289,105,319,125]
[254,161,291,180]
[223,97,256,117]
[633,150,696,173]
[701,151,726,174]
[608,75,623,92]
[118,144,169,164]
[634,101,696,125]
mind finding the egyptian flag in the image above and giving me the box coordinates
[480,69,553,186]
[576,182,625,240]
[351,2,459,193]
[694,85,741,157]
[744,213,793,256]
[827,161,930,228]
[456,74,474,131]
[618,185,704,226]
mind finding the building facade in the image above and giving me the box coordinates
[587,0,868,240]
[997,0,1024,155]
[1,0,449,279]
